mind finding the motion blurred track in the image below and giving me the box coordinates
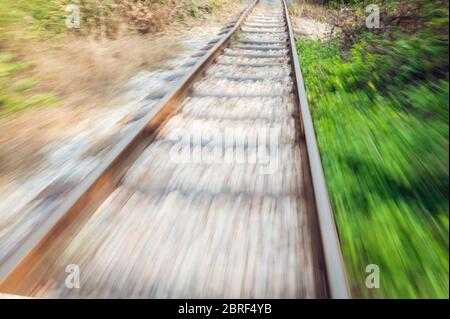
[0,0,349,298]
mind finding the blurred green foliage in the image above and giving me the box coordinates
[0,0,236,116]
[0,0,67,116]
[0,0,69,42]
[0,52,58,116]
[296,3,449,297]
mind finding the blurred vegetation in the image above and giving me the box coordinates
[0,0,66,117]
[0,0,235,117]
[0,52,59,115]
[296,0,449,298]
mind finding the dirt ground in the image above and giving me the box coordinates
[293,16,337,40]
[0,1,246,183]
[289,1,339,40]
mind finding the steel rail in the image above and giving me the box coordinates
[282,0,350,299]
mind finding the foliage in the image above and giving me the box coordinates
[296,6,449,297]
[0,0,235,116]
[0,0,65,116]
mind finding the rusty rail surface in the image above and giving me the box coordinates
[281,0,350,299]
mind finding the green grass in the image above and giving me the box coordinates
[0,0,68,42]
[0,0,237,116]
[0,0,67,116]
[0,52,59,117]
[296,6,448,298]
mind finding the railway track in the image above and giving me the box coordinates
[0,0,349,298]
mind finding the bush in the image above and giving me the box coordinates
[296,21,448,297]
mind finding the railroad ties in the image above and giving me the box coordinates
[1,0,332,298]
